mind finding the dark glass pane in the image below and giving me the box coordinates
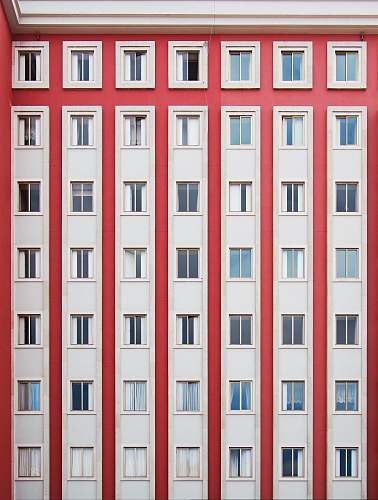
[30,317,36,344]
[19,184,29,211]
[293,53,302,80]
[181,317,188,344]
[24,53,30,81]
[136,252,141,278]
[188,316,194,344]
[83,118,89,145]
[241,316,251,344]
[282,449,292,477]
[187,51,199,80]
[83,251,89,278]
[240,184,246,212]
[82,383,89,410]
[136,316,142,344]
[31,52,37,81]
[347,316,357,344]
[83,317,89,344]
[129,317,135,344]
[188,184,198,212]
[72,383,82,410]
[346,449,352,477]
[177,250,187,278]
[294,383,304,410]
[30,251,36,278]
[336,184,346,212]
[339,118,346,146]
[135,184,143,212]
[339,449,346,477]
[286,118,293,145]
[293,316,303,344]
[282,316,292,344]
[189,250,198,278]
[177,184,188,212]
[30,184,40,212]
[287,183,293,211]
[347,184,357,212]
[282,53,292,81]
[293,449,299,476]
[336,316,346,344]
[83,53,90,81]
[230,383,240,410]
[77,317,82,344]
[347,117,357,145]
[336,52,346,81]
[230,316,240,345]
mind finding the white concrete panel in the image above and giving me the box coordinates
[226,282,256,312]
[174,217,204,246]
[15,350,44,377]
[278,216,308,245]
[223,482,256,500]
[226,350,256,378]
[278,482,308,500]
[278,150,309,179]
[67,415,97,442]
[15,415,44,442]
[120,350,151,378]
[332,482,362,499]
[68,217,98,246]
[120,149,151,179]
[226,217,257,245]
[14,282,44,310]
[14,218,44,245]
[121,216,150,244]
[173,282,204,311]
[66,482,98,500]
[225,150,256,179]
[119,482,151,500]
[333,415,362,442]
[173,482,203,500]
[174,415,203,443]
[67,349,97,377]
[121,415,150,442]
[225,415,256,443]
[279,416,307,443]
[15,482,44,500]
[120,283,150,311]
[174,349,203,378]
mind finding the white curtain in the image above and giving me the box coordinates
[18,117,26,145]
[124,250,135,278]
[293,116,304,145]
[124,381,146,411]
[282,250,288,278]
[296,449,303,477]
[71,250,78,278]
[35,52,41,81]
[124,447,147,477]
[229,184,240,212]
[176,51,184,80]
[351,449,357,477]
[240,448,252,477]
[282,382,289,410]
[33,250,41,278]
[19,53,26,80]
[86,116,94,146]
[296,249,304,279]
[18,447,41,477]
[176,382,199,411]
[18,250,26,278]
[176,448,199,477]
[71,52,79,81]
[177,116,184,145]
[87,250,94,278]
[124,116,132,145]
[71,447,93,477]
[188,117,200,145]
[124,183,133,211]
[335,448,341,476]
[139,117,146,145]
[33,116,41,146]
[71,117,78,145]
[88,52,94,81]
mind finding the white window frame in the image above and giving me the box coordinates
[123,181,148,214]
[12,41,49,89]
[280,113,307,149]
[333,379,361,414]
[228,114,254,148]
[175,247,201,281]
[228,181,254,215]
[279,379,307,414]
[227,313,254,348]
[68,379,95,414]
[16,246,42,281]
[122,445,149,480]
[280,446,306,480]
[15,378,43,414]
[175,379,201,414]
[334,181,360,215]
[221,41,260,89]
[273,41,312,89]
[327,41,366,89]
[69,113,96,149]
[334,247,360,281]
[333,112,361,149]
[227,379,254,414]
[69,181,95,214]
[122,313,148,348]
[280,180,306,214]
[69,313,95,348]
[280,246,306,281]
[175,314,201,348]
[228,246,255,281]
[227,446,254,480]
[122,114,148,148]
[334,447,360,480]
[122,379,149,414]
[175,446,202,480]
[16,445,43,480]
[333,313,360,348]
[122,247,148,281]
[63,41,102,88]
[16,113,43,148]
[69,247,95,281]
[116,41,155,88]
[16,312,42,348]
[280,313,306,348]
[68,446,96,480]
[17,180,42,214]
[168,41,208,88]
[175,181,201,214]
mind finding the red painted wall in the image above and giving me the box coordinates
[0,5,12,500]
[10,33,378,500]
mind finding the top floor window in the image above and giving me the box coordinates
[63,42,102,88]
[282,51,303,81]
[71,51,94,82]
[336,51,358,82]
[176,51,199,81]
[274,42,312,89]
[169,42,207,88]
[18,51,41,82]
[13,42,49,89]
[230,51,251,81]
[328,42,366,89]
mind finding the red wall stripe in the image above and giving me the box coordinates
[0,5,12,500]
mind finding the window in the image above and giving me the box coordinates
[124,315,147,345]
[123,447,147,478]
[176,447,200,478]
[336,315,358,345]
[229,448,252,478]
[63,42,102,88]
[230,248,253,279]
[176,381,200,412]
[18,51,41,81]
[282,448,304,478]
[335,448,358,478]
[177,249,199,279]
[229,381,252,411]
[13,42,49,88]
[124,183,147,212]
[18,115,41,146]
[282,51,303,81]
[176,116,200,146]
[282,116,304,146]
[336,116,358,146]
[230,116,252,146]
[70,315,93,345]
[18,447,41,478]
[335,381,358,411]
[282,381,305,411]
[18,381,40,411]
[71,115,94,147]
[70,447,94,478]
[71,182,93,212]
[221,42,260,88]
[282,249,305,279]
[18,314,41,345]
[336,183,358,213]
[124,115,146,146]
[70,249,94,279]
[336,249,359,279]
[282,315,304,345]
[124,381,147,411]
[281,183,305,212]
[116,41,155,88]
[124,249,147,279]
[328,42,366,89]
[229,183,252,212]
[273,42,312,89]
[70,381,94,411]
[18,182,40,213]
[18,249,41,279]
[169,41,207,88]
[176,315,200,345]
[229,315,252,345]
[177,183,199,212]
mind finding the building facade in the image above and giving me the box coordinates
[0,1,377,499]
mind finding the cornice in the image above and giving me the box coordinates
[3,0,378,34]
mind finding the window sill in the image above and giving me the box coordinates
[174,278,202,282]
[279,278,307,283]
[67,279,96,283]
[121,278,150,283]
[67,212,97,217]
[333,476,361,481]
[67,345,96,349]
[66,411,96,415]
[226,212,255,217]
[332,212,361,216]
[67,145,97,150]
[121,411,150,416]
[227,345,255,349]
[15,411,44,415]
[274,81,312,89]
[333,344,361,349]
[174,411,203,415]
[14,212,43,216]
[172,145,203,150]
[279,477,307,481]
[279,345,307,350]
[15,278,43,283]
[333,279,361,283]
[67,477,97,482]
[16,477,43,482]
[278,410,307,415]
[174,345,202,349]
[15,345,43,349]
[174,476,202,481]
[121,212,150,217]
[121,476,150,481]
[120,145,150,150]
[333,411,361,415]
[226,477,255,482]
[169,81,207,89]
[332,146,362,151]
[328,82,366,90]
[14,145,44,150]
[222,80,259,89]
[226,411,255,415]
[118,80,154,89]
[13,81,48,90]
[225,145,255,151]
[279,212,308,216]
[278,145,308,150]
[174,212,202,216]
[227,278,255,282]
[120,345,150,350]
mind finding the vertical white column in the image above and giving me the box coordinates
[168,106,208,500]
[12,106,50,500]
[327,107,367,500]
[273,107,313,499]
[221,107,260,499]
[62,106,102,500]
[115,106,155,499]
